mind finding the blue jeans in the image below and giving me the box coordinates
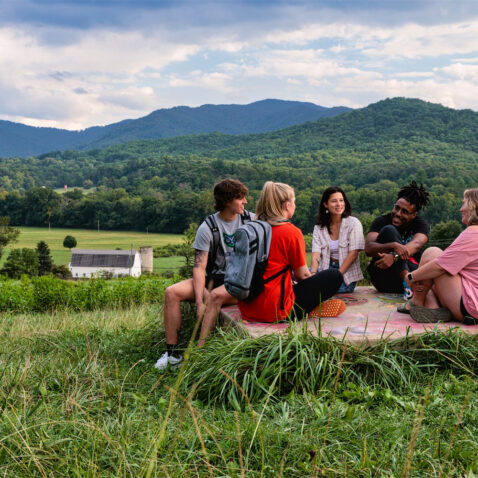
[328,261,356,293]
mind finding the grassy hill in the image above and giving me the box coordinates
[1,301,477,475]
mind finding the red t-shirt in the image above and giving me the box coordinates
[238,222,306,322]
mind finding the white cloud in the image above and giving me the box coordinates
[438,62,478,81]
[395,72,434,78]
[360,21,478,59]
[1,5,478,129]
[0,26,200,127]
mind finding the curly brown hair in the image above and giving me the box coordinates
[213,179,248,211]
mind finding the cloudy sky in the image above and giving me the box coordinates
[1,0,477,130]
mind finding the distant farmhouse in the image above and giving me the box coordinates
[69,247,153,278]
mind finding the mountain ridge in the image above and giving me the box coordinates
[0,99,351,157]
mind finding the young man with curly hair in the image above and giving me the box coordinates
[154,178,253,370]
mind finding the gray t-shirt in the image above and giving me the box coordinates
[193,211,254,275]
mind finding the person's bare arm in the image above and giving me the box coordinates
[310,252,321,274]
[406,258,446,285]
[365,231,409,259]
[404,233,428,257]
[294,265,311,281]
[192,249,208,317]
[339,250,359,275]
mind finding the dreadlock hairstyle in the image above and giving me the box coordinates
[397,181,430,212]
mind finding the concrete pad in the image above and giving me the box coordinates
[219,286,478,346]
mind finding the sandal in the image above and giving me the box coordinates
[409,306,453,323]
[309,299,346,318]
[397,299,415,315]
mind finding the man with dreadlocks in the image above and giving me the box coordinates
[365,181,430,296]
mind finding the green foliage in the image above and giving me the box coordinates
[178,223,198,278]
[303,232,312,252]
[153,243,183,257]
[63,234,77,249]
[182,326,478,408]
[0,275,175,312]
[1,301,478,475]
[36,240,53,275]
[0,216,19,259]
[429,220,463,249]
[50,263,72,279]
[1,248,39,278]
[0,98,476,234]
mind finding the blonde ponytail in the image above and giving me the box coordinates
[255,181,294,225]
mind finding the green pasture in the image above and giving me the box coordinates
[3,226,185,273]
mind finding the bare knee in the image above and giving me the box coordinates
[209,285,233,308]
[165,279,194,305]
[420,247,443,264]
[164,285,179,305]
[210,288,225,307]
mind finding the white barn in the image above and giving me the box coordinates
[69,248,152,278]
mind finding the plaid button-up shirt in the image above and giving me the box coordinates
[312,216,365,286]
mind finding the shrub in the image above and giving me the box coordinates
[0,276,34,312]
[32,275,74,311]
[51,264,72,279]
[0,275,174,313]
[63,235,77,249]
[1,248,39,278]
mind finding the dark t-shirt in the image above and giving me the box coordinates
[369,213,429,263]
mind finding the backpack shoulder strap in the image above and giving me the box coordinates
[205,214,221,275]
[241,210,251,224]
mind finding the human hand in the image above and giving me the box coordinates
[375,253,394,269]
[196,301,206,318]
[394,243,409,260]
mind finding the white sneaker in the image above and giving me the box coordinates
[154,351,183,371]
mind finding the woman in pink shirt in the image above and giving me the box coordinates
[402,188,478,323]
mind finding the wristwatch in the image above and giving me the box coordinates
[391,252,399,263]
[407,272,413,282]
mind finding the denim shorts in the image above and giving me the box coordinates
[328,261,356,293]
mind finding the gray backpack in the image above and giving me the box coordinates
[224,220,274,302]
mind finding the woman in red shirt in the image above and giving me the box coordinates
[238,181,345,323]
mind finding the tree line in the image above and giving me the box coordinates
[0,183,464,235]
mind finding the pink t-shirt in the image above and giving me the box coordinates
[435,228,478,318]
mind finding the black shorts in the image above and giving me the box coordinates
[205,274,224,290]
[460,297,478,325]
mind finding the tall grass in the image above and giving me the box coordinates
[182,323,478,407]
[1,304,477,476]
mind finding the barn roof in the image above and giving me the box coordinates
[71,249,138,268]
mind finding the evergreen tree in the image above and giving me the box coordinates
[36,240,53,276]
[0,216,19,259]
[1,248,39,278]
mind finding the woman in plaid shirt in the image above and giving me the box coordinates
[311,186,365,293]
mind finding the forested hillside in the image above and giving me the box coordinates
[0,99,350,157]
[0,97,476,233]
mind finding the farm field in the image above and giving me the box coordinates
[2,226,184,273]
[1,299,477,476]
